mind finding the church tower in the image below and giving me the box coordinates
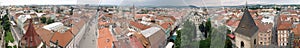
[234,1,259,48]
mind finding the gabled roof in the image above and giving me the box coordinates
[20,19,42,47]
[234,8,259,37]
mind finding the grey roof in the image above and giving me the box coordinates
[234,8,258,37]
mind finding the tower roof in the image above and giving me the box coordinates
[234,7,258,37]
[20,19,42,47]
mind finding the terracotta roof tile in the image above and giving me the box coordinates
[50,30,74,47]
[98,28,115,48]
[129,36,144,48]
[156,16,165,20]
[135,14,148,19]
[133,32,150,48]
[226,20,236,26]
[168,16,177,22]
[293,24,300,36]
[160,22,173,30]
[255,20,273,33]
[129,21,151,30]
[280,14,288,21]
[277,22,292,30]
[71,17,88,35]
[35,28,53,46]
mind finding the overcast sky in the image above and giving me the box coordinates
[0,0,300,6]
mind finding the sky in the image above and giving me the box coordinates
[0,0,300,6]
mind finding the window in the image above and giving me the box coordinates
[254,39,256,45]
[260,42,263,44]
[241,41,244,48]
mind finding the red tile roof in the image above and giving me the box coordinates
[129,36,144,48]
[50,30,74,47]
[226,20,236,26]
[280,14,288,21]
[168,16,177,22]
[293,24,300,36]
[133,32,150,48]
[277,22,292,30]
[226,20,240,27]
[255,20,273,33]
[98,28,115,48]
[156,16,165,20]
[160,22,173,30]
[135,14,148,19]
[129,21,151,30]
[35,28,53,46]
[70,17,88,35]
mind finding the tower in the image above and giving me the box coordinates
[234,1,259,48]
[20,19,42,48]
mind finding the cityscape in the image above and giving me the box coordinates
[1,0,300,48]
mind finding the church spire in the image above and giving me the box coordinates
[234,0,258,37]
[245,0,248,9]
[20,19,42,48]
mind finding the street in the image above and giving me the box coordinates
[79,11,99,48]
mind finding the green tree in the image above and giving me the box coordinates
[40,16,47,24]
[225,29,232,48]
[199,38,211,48]
[175,30,181,48]
[2,14,11,31]
[205,19,212,37]
[46,19,54,24]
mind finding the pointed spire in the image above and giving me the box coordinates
[245,0,248,8]
[20,19,42,48]
[234,0,259,37]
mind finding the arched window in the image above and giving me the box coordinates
[241,41,244,48]
[254,39,256,45]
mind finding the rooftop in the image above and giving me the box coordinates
[50,30,74,47]
[293,24,300,36]
[160,22,173,30]
[35,28,53,46]
[234,8,259,37]
[129,21,151,30]
[98,28,115,48]
[141,27,161,38]
[20,19,42,47]
[277,22,292,30]
[255,20,273,33]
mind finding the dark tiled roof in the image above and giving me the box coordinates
[234,8,258,37]
[20,19,42,47]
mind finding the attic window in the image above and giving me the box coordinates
[106,39,110,43]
